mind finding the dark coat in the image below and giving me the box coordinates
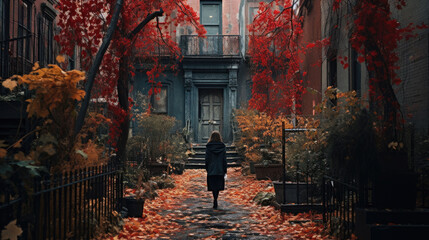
[205,142,227,176]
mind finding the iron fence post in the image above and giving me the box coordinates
[282,121,286,205]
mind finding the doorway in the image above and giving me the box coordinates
[198,89,223,142]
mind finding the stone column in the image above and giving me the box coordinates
[184,70,193,142]
[229,69,238,142]
[184,70,193,123]
[229,69,238,109]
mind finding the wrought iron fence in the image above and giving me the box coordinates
[286,163,321,205]
[323,176,359,240]
[0,163,123,239]
[280,125,322,206]
[180,35,240,56]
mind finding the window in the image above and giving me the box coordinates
[200,2,222,55]
[351,49,361,97]
[68,47,75,70]
[0,0,8,78]
[328,56,337,88]
[0,0,5,42]
[201,2,221,35]
[18,1,32,60]
[157,15,166,23]
[38,5,55,67]
[152,88,168,114]
[328,55,337,106]
[249,7,259,24]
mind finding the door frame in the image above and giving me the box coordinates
[198,88,224,143]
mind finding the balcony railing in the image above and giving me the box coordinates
[180,35,240,57]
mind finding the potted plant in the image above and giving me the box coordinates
[254,148,283,180]
[123,193,145,218]
[123,167,156,217]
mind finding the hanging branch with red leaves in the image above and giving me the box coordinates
[248,0,328,117]
[56,0,205,160]
[248,0,302,117]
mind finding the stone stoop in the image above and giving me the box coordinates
[185,143,241,169]
[355,208,429,240]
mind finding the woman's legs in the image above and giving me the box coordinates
[212,190,219,209]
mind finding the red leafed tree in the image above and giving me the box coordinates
[334,0,427,147]
[56,0,204,161]
[248,0,309,117]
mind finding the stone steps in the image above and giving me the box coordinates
[187,156,241,163]
[355,208,429,239]
[185,144,241,169]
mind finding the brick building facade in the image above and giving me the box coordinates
[0,0,67,81]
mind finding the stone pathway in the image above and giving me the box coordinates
[113,168,327,240]
[163,171,278,239]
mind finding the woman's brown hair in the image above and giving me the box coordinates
[208,131,223,143]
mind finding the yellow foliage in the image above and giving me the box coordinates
[234,109,292,163]
[56,55,66,63]
[1,79,18,91]
[0,62,111,173]
[8,63,86,118]
[63,140,108,171]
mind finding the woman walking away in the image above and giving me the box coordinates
[205,131,227,209]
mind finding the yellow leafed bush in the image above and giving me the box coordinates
[8,63,86,118]
[234,108,292,163]
[1,61,110,172]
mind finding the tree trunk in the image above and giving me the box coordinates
[74,0,123,136]
[115,9,164,164]
[116,56,130,164]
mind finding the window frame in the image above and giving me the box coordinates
[249,7,259,24]
[200,1,222,35]
[38,3,55,67]
[350,48,361,97]
[68,47,76,70]
[17,0,32,60]
[0,0,9,79]
[151,87,168,114]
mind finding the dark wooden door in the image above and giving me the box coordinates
[199,89,223,142]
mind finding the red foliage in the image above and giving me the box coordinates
[248,0,303,117]
[56,0,204,142]
[248,0,329,117]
